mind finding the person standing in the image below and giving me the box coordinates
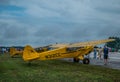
[93,48,97,59]
[103,46,109,65]
[98,47,103,60]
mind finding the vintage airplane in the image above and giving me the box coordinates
[9,47,23,57]
[22,39,115,64]
[9,46,49,57]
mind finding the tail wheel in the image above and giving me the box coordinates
[83,58,90,64]
[73,58,79,62]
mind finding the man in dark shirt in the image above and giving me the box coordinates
[103,46,109,65]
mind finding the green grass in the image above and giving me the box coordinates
[0,53,120,82]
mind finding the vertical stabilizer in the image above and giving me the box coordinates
[23,45,39,61]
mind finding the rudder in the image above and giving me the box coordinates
[23,45,39,61]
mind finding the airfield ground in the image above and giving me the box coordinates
[90,52,120,70]
[62,52,120,70]
[0,52,120,82]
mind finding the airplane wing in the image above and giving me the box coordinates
[50,39,115,48]
[68,39,115,47]
[50,43,69,48]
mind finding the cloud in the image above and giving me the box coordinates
[0,19,30,46]
[0,0,10,5]
[91,0,120,14]
[0,0,120,46]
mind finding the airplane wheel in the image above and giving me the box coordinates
[73,58,79,62]
[83,58,90,64]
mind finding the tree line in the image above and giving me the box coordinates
[106,37,120,51]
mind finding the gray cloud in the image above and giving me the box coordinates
[4,27,28,39]
[0,0,120,46]
[0,0,10,5]
[0,20,28,39]
[0,20,30,46]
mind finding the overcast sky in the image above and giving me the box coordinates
[0,0,120,47]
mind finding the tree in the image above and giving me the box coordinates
[105,37,120,50]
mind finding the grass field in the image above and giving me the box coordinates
[0,53,120,82]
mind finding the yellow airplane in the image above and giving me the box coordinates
[9,46,49,57]
[23,39,115,64]
[9,47,23,57]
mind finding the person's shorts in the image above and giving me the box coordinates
[104,54,108,59]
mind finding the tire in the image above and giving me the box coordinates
[83,58,90,64]
[73,58,79,62]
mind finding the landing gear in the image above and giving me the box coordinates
[83,58,90,64]
[73,58,90,64]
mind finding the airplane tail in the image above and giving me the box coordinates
[9,47,19,57]
[23,45,39,61]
